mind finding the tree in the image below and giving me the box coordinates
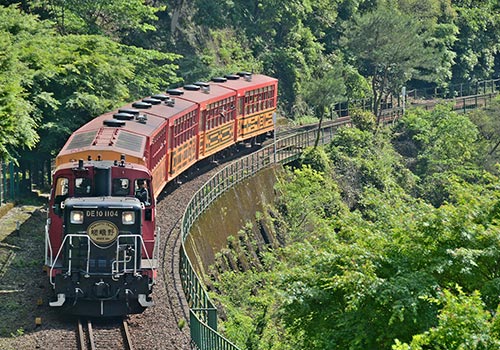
[0,5,49,161]
[0,4,181,161]
[393,104,482,205]
[32,0,164,41]
[451,1,500,83]
[346,4,439,122]
[29,35,180,157]
[393,288,500,350]
[468,96,500,168]
[301,55,347,147]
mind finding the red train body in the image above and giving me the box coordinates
[44,73,278,316]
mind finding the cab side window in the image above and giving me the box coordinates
[135,179,150,206]
[55,177,69,196]
[53,177,69,215]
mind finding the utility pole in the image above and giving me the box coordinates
[272,112,277,163]
[401,86,406,115]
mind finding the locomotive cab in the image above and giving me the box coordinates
[45,159,158,316]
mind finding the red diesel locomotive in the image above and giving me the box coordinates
[44,73,278,316]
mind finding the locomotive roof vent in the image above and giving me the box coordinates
[118,108,140,115]
[184,84,201,91]
[237,71,252,77]
[225,74,240,80]
[166,98,175,107]
[194,81,210,94]
[142,97,162,105]
[136,114,148,124]
[167,88,184,96]
[151,93,169,101]
[194,81,210,87]
[212,76,227,83]
[132,101,152,109]
[113,112,135,120]
[103,119,126,127]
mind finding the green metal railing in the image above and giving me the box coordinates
[180,88,500,350]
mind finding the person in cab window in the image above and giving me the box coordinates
[112,178,129,196]
[135,180,150,205]
[75,178,91,196]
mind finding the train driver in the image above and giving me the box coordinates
[135,179,150,206]
[75,177,91,196]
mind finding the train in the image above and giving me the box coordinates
[44,72,278,317]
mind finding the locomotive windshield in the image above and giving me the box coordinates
[74,177,92,196]
[112,178,130,196]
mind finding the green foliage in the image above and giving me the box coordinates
[0,5,48,160]
[32,0,164,39]
[275,166,500,349]
[0,4,181,161]
[299,147,331,174]
[328,126,415,208]
[193,28,262,82]
[393,104,483,205]
[346,3,442,119]
[451,1,500,83]
[468,96,500,171]
[275,166,346,240]
[349,108,376,131]
[212,101,500,349]
[393,288,500,349]
[30,34,180,156]
[299,54,351,124]
[211,266,295,350]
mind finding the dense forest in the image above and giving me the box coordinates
[1,1,500,348]
[1,0,500,165]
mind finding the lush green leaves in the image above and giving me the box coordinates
[32,0,164,39]
[393,104,484,205]
[394,288,500,349]
[211,107,500,349]
[346,3,441,119]
[451,1,500,83]
[0,4,181,161]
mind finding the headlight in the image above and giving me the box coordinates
[70,210,84,224]
[122,211,135,225]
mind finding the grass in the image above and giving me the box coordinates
[0,206,47,338]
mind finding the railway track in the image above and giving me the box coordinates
[77,318,133,350]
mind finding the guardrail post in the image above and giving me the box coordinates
[0,161,3,204]
[208,308,217,331]
[9,162,15,200]
[190,310,201,348]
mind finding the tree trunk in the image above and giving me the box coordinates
[314,107,327,148]
[0,161,3,204]
[489,139,500,156]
